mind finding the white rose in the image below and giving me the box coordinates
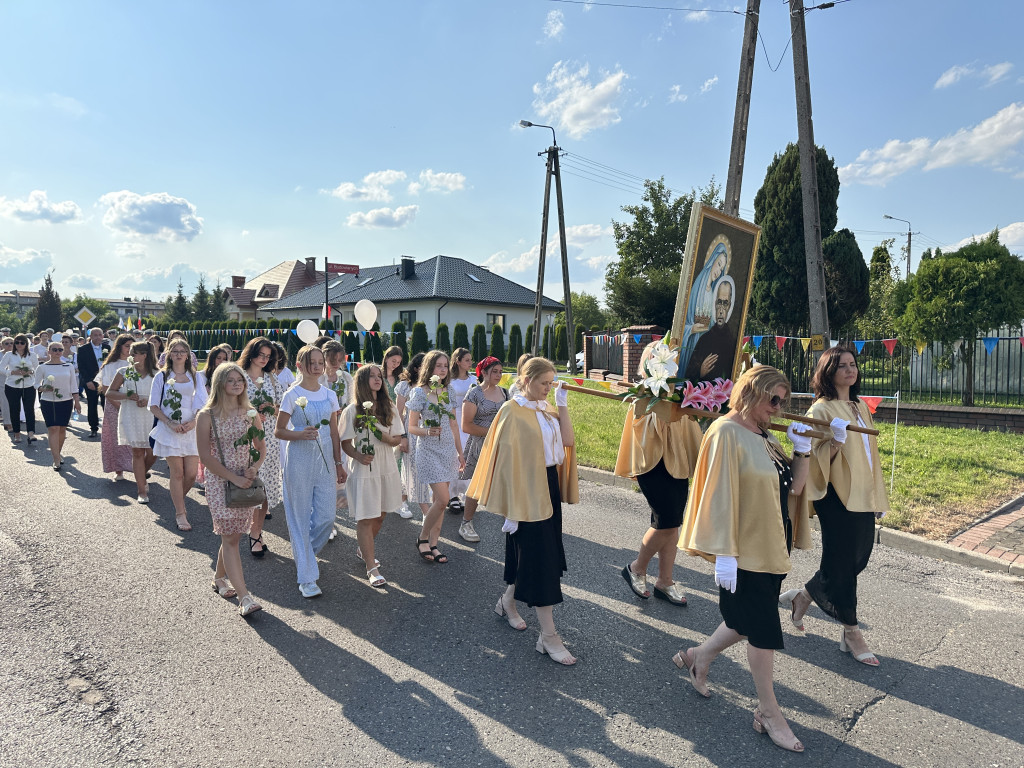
[255,377,264,385]
[46,375,55,383]
[295,396,308,408]
[429,374,441,385]
[336,369,345,378]
[362,400,374,409]
[246,409,258,419]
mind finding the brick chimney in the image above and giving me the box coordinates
[305,257,317,278]
[231,275,246,288]
[400,256,416,280]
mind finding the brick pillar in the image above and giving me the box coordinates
[621,324,665,384]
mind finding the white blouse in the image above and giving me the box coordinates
[512,394,565,468]
[35,362,78,402]
[1,352,38,390]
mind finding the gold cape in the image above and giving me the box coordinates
[613,400,703,480]
[805,398,890,515]
[679,418,811,574]
[466,400,579,523]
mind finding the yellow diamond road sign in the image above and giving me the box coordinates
[73,306,97,327]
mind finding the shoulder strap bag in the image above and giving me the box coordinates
[211,413,267,509]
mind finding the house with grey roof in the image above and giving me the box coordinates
[259,255,563,340]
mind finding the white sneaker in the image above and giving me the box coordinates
[298,582,322,598]
[459,520,480,543]
[398,503,414,519]
[137,495,149,504]
[328,528,337,542]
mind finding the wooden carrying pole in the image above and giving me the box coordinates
[556,382,878,437]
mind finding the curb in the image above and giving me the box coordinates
[579,465,1024,579]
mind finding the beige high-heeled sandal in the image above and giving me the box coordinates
[840,626,879,666]
[753,708,804,753]
[494,594,527,631]
[536,632,576,666]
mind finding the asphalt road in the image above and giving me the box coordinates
[2,420,1023,768]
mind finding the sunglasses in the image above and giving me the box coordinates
[768,395,786,408]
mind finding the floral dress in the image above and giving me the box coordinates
[245,371,285,509]
[205,413,259,535]
[460,384,508,479]
[100,362,133,473]
[407,385,459,487]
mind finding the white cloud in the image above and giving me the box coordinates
[322,170,407,202]
[532,61,627,140]
[408,169,466,195]
[840,103,1024,185]
[241,229,251,237]
[543,10,564,39]
[583,0,594,10]
[668,85,687,104]
[99,190,203,241]
[0,243,53,286]
[114,242,148,259]
[935,61,1014,89]
[947,222,1024,253]
[0,190,82,223]
[685,10,710,22]
[700,76,718,94]
[65,273,104,290]
[116,261,210,295]
[484,224,610,274]
[577,253,615,270]
[346,205,418,229]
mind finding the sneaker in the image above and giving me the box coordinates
[298,582,322,599]
[459,520,480,543]
[328,528,337,542]
[137,495,149,504]
[398,503,414,519]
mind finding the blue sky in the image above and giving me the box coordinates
[1,0,1021,310]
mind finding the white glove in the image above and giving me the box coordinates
[830,417,849,444]
[501,518,519,535]
[787,422,813,454]
[875,510,887,520]
[714,556,738,593]
[554,381,569,407]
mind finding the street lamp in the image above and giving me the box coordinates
[520,118,576,371]
[883,214,912,280]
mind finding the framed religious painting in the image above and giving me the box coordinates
[668,203,760,386]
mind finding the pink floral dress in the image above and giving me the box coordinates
[101,363,133,474]
[205,413,259,535]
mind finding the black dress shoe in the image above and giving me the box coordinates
[90,430,99,438]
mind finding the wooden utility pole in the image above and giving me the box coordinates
[531,150,554,357]
[789,0,830,351]
[723,0,761,218]
[552,149,577,373]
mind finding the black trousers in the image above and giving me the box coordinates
[805,484,876,626]
[84,385,101,432]
[4,385,36,434]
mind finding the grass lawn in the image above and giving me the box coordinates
[565,381,1024,541]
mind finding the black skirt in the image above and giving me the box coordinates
[503,465,567,607]
[40,399,73,428]
[636,459,689,529]
[719,569,786,650]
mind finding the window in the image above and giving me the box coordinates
[400,310,416,330]
[486,313,505,330]
[466,272,482,283]
[357,277,373,287]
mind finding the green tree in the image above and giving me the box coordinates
[857,239,901,339]
[390,320,408,362]
[542,325,551,358]
[750,143,841,329]
[489,323,505,362]
[165,280,193,325]
[525,324,534,356]
[894,230,1024,406]
[471,324,487,363]
[209,280,227,322]
[0,303,24,334]
[35,273,62,332]
[342,320,361,361]
[453,322,469,351]
[553,291,607,329]
[822,228,870,330]
[507,324,523,365]
[605,177,722,329]
[435,323,451,353]
[410,321,430,355]
[555,324,568,362]
[191,276,212,321]
[363,322,383,363]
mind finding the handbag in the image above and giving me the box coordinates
[211,413,267,508]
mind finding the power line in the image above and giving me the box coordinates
[546,0,741,13]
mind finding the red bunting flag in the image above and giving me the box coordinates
[882,339,898,356]
[860,396,882,414]
[1019,337,1024,349]
[651,334,663,341]
[775,336,787,351]
[573,378,583,385]
[742,336,751,344]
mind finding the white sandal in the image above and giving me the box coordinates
[367,566,387,588]
[238,594,262,617]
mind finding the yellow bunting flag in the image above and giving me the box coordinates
[800,337,811,353]
[499,373,513,388]
[916,340,926,355]
[598,381,612,391]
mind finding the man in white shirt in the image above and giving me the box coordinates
[32,329,52,362]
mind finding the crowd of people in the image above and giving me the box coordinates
[3,324,887,752]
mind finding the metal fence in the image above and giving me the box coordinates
[586,333,623,376]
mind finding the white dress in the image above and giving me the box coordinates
[449,376,474,459]
[118,373,155,448]
[340,403,405,521]
[148,371,208,457]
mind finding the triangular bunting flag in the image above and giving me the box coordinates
[742,336,751,345]
[752,335,763,348]
[775,336,787,351]
[916,340,927,355]
[854,340,865,354]
[983,337,999,355]
[882,339,898,355]
[1019,336,1024,349]
[952,339,963,352]
[573,378,583,385]
[830,339,839,348]
[633,334,642,344]
[291,329,298,335]
[800,337,811,353]
[860,396,882,414]
[652,335,663,342]
[598,381,612,391]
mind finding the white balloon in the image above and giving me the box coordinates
[51,332,64,343]
[354,299,377,331]
[296,319,320,344]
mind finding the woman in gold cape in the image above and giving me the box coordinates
[467,357,579,666]
[779,346,889,667]
[614,341,702,605]
[675,366,812,753]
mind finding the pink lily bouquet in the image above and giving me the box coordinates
[625,341,733,419]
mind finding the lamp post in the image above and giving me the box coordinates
[883,214,912,279]
[519,119,576,372]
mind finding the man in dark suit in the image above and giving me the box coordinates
[684,279,737,383]
[77,327,110,438]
